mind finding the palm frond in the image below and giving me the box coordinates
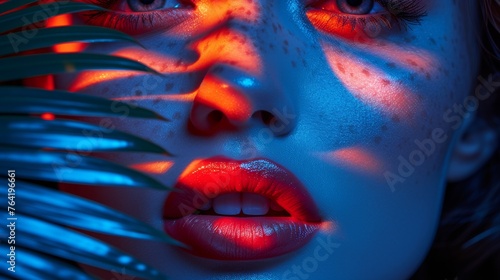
[15,181,181,244]
[0,2,104,33]
[0,86,167,120]
[0,25,143,57]
[0,244,97,280]
[0,148,169,189]
[0,0,178,278]
[0,0,37,15]
[0,214,165,280]
[0,53,159,82]
[0,116,170,154]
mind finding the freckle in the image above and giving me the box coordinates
[381,79,391,86]
[429,38,437,45]
[272,24,277,33]
[173,112,182,120]
[337,63,345,74]
[165,83,174,91]
[381,125,388,131]
[426,72,431,80]
[391,115,400,123]
[167,131,175,138]
[291,61,296,68]
[282,46,288,54]
[373,136,382,145]
[302,59,307,67]
[153,98,161,105]
[362,69,370,76]
[246,10,251,16]
[103,87,110,93]
[135,90,142,96]
[283,40,289,46]
[269,43,274,49]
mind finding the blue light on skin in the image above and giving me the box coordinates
[50,0,494,279]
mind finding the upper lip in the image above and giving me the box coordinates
[163,157,322,222]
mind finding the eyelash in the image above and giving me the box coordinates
[80,0,192,35]
[306,0,427,36]
[79,0,427,36]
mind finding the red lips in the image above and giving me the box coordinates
[163,157,322,260]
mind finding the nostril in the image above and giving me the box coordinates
[208,110,224,125]
[261,111,275,125]
[253,110,276,126]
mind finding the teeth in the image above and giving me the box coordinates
[213,193,241,215]
[204,193,280,216]
[242,193,269,215]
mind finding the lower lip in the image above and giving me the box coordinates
[164,216,320,260]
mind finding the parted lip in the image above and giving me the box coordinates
[162,157,322,222]
[162,157,323,260]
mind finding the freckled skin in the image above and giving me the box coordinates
[55,1,482,279]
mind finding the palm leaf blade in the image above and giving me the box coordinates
[0,86,167,120]
[0,116,170,154]
[14,181,181,244]
[0,53,158,82]
[0,0,38,15]
[0,244,97,280]
[0,26,141,57]
[0,149,168,189]
[0,215,166,280]
[0,2,104,34]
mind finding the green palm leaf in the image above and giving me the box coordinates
[0,214,166,280]
[0,53,159,82]
[0,0,177,278]
[15,181,182,244]
[0,116,170,154]
[0,0,37,15]
[0,25,142,57]
[0,244,97,280]
[0,148,169,189]
[0,2,104,33]
[0,86,167,120]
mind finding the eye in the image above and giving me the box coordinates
[79,0,194,35]
[305,0,427,38]
[127,0,183,12]
[336,0,374,15]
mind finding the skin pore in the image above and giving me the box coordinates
[49,0,488,279]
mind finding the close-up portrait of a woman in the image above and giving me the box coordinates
[0,0,499,279]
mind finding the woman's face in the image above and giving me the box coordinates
[55,0,481,279]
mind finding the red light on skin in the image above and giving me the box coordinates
[46,14,86,53]
[322,44,418,118]
[317,147,383,175]
[41,113,55,121]
[130,161,174,174]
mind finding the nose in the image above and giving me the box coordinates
[189,66,296,135]
[188,3,297,136]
